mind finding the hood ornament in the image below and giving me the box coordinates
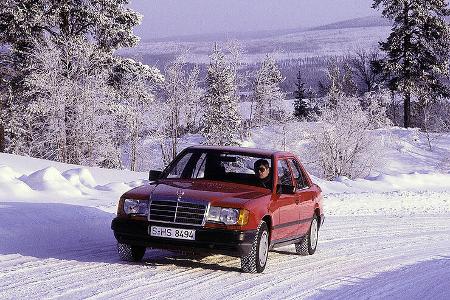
[176,189,184,200]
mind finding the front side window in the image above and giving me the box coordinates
[288,159,308,189]
[277,160,293,186]
[167,152,193,178]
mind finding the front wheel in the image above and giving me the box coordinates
[241,221,269,273]
[295,215,319,256]
[117,243,146,262]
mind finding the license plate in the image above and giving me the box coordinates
[149,226,196,241]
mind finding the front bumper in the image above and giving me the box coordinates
[111,217,257,257]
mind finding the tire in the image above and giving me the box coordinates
[241,221,269,273]
[295,215,319,256]
[191,253,209,261]
[117,243,146,262]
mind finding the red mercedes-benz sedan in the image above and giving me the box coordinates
[111,146,324,273]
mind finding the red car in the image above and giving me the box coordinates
[111,146,324,273]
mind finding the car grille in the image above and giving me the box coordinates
[148,199,207,226]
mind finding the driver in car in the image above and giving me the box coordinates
[254,159,272,189]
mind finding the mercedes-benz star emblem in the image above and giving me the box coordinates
[176,189,184,199]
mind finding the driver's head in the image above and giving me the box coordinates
[254,159,270,180]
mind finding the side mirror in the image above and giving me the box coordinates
[276,184,296,194]
[149,170,162,181]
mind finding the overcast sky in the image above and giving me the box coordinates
[129,0,377,39]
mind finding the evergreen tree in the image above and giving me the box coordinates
[252,55,284,125]
[293,70,310,120]
[373,0,450,128]
[0,0,140,50]
[202,45,241,146]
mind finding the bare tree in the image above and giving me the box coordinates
[350,49,384,94]
[416,85,450,151]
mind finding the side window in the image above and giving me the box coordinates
[167,153,193,178]
[277,160,293,185]
[288,159,308,189]
[192,153,207,178]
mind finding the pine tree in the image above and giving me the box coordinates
[293,70,310,120]
[202,45,241,146]
[373,0,450,128]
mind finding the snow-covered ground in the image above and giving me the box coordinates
[1,127,449,299]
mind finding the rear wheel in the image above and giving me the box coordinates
[295,215,319,256]
[241,221,269,273]
[117,243,146,262]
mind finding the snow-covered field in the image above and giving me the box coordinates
[1,127,449,299]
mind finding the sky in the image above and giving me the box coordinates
[129,0,377,40]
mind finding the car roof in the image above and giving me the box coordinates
[186,145,293,158]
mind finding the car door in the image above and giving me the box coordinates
[272,159,301,241]
[288,158,315,235]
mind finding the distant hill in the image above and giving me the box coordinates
[141,15,393,43]
[142,27,305,43]
[138,14,450,43]
[310,15,392,31]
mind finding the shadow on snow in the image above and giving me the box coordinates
[314,256,450,300]
[0,202,240,271]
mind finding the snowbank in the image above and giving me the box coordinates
[314,172,450,195]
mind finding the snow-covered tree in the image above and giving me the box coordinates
[0,0,141,154]
[308,90,390,180]
[0,0,140,50]
[252,55,284,126]
[318,60,358,108]
[202,45,241,146]
[158,56,201,164]
[24,37,120,166]
[183,66,202,133]
[373,0,450,128]
[110,58,164,171]
[0,53,11,152]
[160,58,183,164]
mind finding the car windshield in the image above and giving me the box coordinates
[162,149,273,189]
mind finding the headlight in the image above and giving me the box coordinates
[123,199,148,216]
[206,206,249,225]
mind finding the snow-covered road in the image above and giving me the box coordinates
[1,196,449,300]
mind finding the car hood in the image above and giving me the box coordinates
[121,184,157,200]
[124,179,271,206]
